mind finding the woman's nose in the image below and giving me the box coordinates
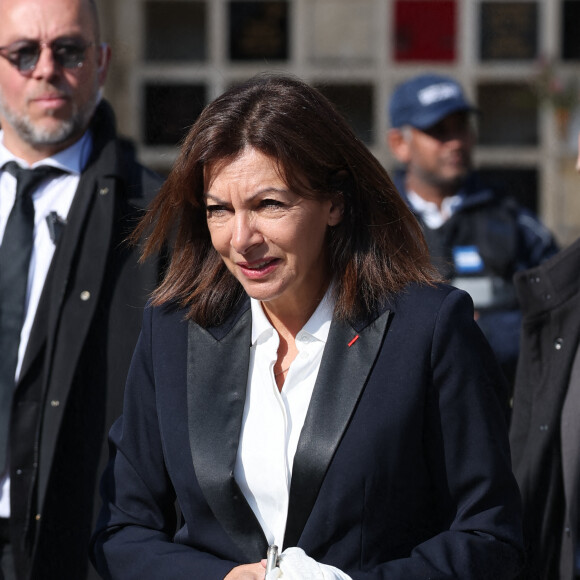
[230,212,263,254]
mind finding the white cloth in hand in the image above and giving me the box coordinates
[265,547,352,580]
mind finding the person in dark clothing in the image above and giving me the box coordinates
[91,73,523,580]
[0,0,163,578]
[387,73,558,385]
[509,131,580,580]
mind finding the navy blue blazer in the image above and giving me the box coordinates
[91,283,524,579]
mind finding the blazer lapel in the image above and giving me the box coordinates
[284,308,391,548]
[18,172,114,389]
[186,303,268,562]
[34,174,116,514]
[17,268,53,382]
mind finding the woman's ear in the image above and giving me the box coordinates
[328,195,345,227]
[387,128,412,164]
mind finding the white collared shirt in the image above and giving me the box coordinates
[407,189,462,229]
[234,290,334,547]
[0,129,93,516]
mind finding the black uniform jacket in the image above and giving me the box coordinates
[92,283,524,580]
[392,171,558,384]
[7,101,163,580]
[510,237,580,580]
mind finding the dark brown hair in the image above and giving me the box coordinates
[137,73,436,326]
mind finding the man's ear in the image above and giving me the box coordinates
[387,128,412,164]
[97,43,112,87]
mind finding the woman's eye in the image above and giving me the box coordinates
[206,205,228,217]
[260,199,284,209]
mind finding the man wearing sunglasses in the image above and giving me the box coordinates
[0,0,163,578]
[387,73,559,393]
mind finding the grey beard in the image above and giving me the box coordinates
[0,91,99,148]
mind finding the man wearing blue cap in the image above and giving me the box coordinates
[387,73,558,388]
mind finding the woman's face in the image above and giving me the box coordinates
[205,147,343,316]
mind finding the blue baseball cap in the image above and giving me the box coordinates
[389,74,476,130]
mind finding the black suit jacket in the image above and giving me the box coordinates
[92,283,524,579]
[7,102,163,580]
[510,237,580,580]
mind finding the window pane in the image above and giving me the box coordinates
[477,83,538,146]
[315,84,374,144]
[144,84,206,146]
[394,0,456,62]
[308,0,374,63]
[562,1,580,60]
[480,1,538,61]
[145,1,207,61]
[229,1,289,61]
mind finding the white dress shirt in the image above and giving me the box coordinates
[234,291,334,546]
[235,291,353,579]
[0,130,92,517]
[406,189,462,229]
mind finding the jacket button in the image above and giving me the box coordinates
[80,290,91,301]
[540,424,549,431]
[50,400,60,407]
[554,338,564,350]
[529,275,541,283]
[35,514,41,521]
[15,469,22,476]
[99,187,109,196]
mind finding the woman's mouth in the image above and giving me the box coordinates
[237,258,280,279]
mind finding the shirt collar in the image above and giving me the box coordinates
[407,189,462,213]
[250,286,335,346]
[0,129,93,175]
[407,189,462,228]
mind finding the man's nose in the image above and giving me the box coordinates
[31,45,59,80]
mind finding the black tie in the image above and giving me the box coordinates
[0,161,64,470]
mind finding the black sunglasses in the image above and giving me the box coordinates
[0,39,96,74]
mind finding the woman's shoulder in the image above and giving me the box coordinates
[376,282,474,339]
[146,295,252,335]
[140,301,189,347]
[359,282,475,341]
[146,300,189,325]
[387,281,471,315]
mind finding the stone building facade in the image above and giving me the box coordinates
[98,0,580,245]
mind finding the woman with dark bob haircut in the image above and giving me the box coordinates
[91,74,523,580]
